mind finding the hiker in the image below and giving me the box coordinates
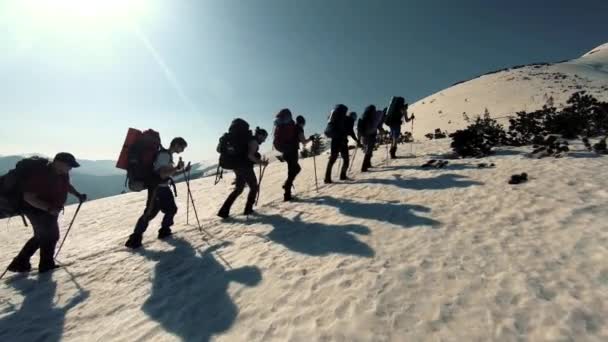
[324,104,360,183]
[218,126,269,218]
[273,109,312,201]
[125,137,190,249]
[6,153,87,273]
[357,105,383,172]
[384,97,414,158]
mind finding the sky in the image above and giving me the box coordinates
[1,0,607,162]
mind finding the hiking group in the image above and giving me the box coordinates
[0,96,413,275]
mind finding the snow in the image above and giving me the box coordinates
[1,137,608,341]
[409,42,608,141]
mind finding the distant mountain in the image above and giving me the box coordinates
[410,42,608,139]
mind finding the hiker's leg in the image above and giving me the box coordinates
[11,211,44,267]
[390,126,399,157]
[219,169,246,215]
[244,167,258,212]
[339,141,350,179]
[362,135,372,171]
[285,150,301,188]
[158,187,178,231]
[35,213,59,270]
[325,139,340,181]
[133,189,161,236]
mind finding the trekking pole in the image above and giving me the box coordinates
[183,164,231,268]
[410,118,415,156]
[55,201,83,259]
[312,153,319,192]
[186,168,191,225]
[255,163,267,205]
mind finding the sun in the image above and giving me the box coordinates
[15,0,148,29]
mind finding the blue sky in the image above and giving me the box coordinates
[1,0,606,162]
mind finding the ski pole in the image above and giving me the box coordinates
[55,201,84,259]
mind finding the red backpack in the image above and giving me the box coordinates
[273,109,298,153]
[116,128,161,191]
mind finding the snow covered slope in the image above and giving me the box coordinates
[1,137,607,341]
[409,43,608,139]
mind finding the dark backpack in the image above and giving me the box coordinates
[385,96,405,127]
[273,109,298,153]
[0,157,50,224]
[324,104,348,138]
[217,118,253,170]
[360,105,377,136]
[126,129,161,191]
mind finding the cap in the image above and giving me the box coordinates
[54,152,80,168]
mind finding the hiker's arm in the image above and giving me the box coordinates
[23,192,56,213]
[68,185,87,202]
[157,166,179,179]
[298,131,310,145]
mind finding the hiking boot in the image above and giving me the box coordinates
[284,192,293,202]
[7,258,31,273]
[324,178,332,184]
[243,208,257,216]
[339,175,352,181]
[125,234,143,249]
[158,228,173,240]
[39,263,60,273]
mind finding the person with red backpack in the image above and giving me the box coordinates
[6,153,87,273]
[125,137,190,249]
[273,109,312,201]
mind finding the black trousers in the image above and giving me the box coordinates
[361,134,377,170]
[283,149,301,191]
[14,209,59,269]
[133,186,177,236]
[325,138,349,180]
[219,166,258,214]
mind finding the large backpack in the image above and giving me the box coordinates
[117,129,161,191]
[384,96,405,127]
[0,157,50,224]
[359,105,377,136]
[273,109,298,153]
[217,118,253,170]
[324,104,348,138]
